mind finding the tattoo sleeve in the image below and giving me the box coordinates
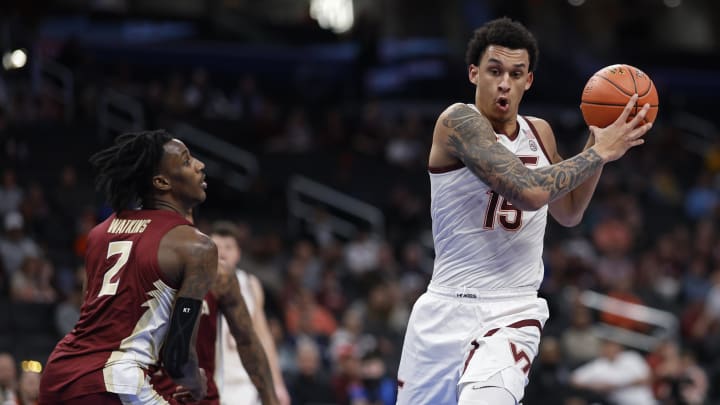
[164,233,217,395]
[217,273,277,404]
[443,104,603,208]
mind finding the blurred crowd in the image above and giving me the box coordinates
[2,44,720,405]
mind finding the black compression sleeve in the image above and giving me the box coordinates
[162,296,202,378]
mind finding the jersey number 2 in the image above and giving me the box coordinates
[99,241,133,297]
[483,156,538,231]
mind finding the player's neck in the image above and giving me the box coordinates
[490,118,519,139]
[144,198,192,220]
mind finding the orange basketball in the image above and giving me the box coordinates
[580,64,659,128]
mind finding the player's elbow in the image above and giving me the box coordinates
[555,213,583,227]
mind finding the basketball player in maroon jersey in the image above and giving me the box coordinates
[151,256,279,405]
[39,130,216,404]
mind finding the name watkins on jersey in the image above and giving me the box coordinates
[107,218,152,234]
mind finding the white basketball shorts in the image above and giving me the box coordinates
[396,284,549,405]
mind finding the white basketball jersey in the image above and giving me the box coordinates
[429,111,551,290]
[216,270,261,405]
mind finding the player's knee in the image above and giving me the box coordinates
[458,383,517,405]
[458,371,520,405]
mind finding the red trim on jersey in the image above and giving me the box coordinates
[497,122,521,141]
[483,319,543,337]
[518,156,538,165]
[522,116,552,163]
[397,379,405,389]
[428,161,466,173]
[462,340,480,374]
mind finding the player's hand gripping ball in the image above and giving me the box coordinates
[580,64,659,128]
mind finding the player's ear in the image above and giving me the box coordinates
[153,174,171,192]
[525,71,534,91]
[468,64,479,85]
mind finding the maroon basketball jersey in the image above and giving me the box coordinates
[151,291,220,405]
[40,209,193,401]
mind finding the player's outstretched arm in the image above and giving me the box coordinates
[527,117,602,227]
[215,262,279,405]
[437,95,651,210]
[161,228,217,402]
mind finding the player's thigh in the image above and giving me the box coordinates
[397,293,468,405]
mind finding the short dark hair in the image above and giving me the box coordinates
[210,220,240,243]
[465,17,539,72]
[89,130,173,212]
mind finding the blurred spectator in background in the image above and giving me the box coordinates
[525,337,571,405]
[352,350,396,405]
[184,68,210,115]
[647,340,707,405]
[384,112,425,170]
[18,183,50,242]
[570,338,657,405]
[561,305,601,368]
[0,169,23,217]
[0,212,40,279]
[54,265,84,336]
[267,108,313,154]
[684,172,718,220]
[330,308,376,362]
[286,337,334,405]
[331,344,364,405]
[316,267,348,319]
[9,256,56,303]
[52,165,93,225]
[0,352,17,405]
[284,289,337,340]
[16,367,41,405]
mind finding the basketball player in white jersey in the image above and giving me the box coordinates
[210,222,290,405]
[396,17,653,405]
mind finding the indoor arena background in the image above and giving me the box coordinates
[1,0,719,404]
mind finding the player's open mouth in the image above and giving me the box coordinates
[496,97,510,112]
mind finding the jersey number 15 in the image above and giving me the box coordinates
[482,156,538,231]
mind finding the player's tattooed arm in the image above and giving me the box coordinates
[182,234,218,298]
[217,272,279,405]
[442,103,604,210]
[162,230,217,400]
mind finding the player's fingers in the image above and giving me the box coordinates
[617,94,639,124]
[629,138,645,147]
[629,122,653,139]
[628,103,651,127]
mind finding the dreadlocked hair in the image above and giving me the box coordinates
[89,130,173,212]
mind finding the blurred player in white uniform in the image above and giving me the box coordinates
[396,17,653,405]
[210,222,290,405]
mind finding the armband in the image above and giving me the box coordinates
[162,297,202,378]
